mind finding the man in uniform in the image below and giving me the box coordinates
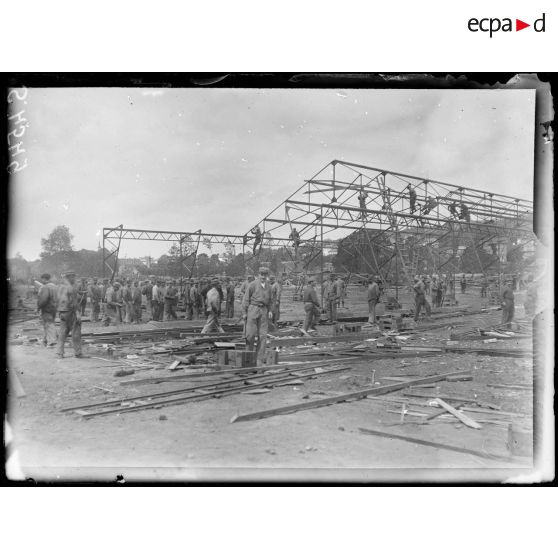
[189,280,200,319]
[37,273,58,346]
[301,277,321,333]
[78,277,88,317]
[270,275,282,326]
[367,276,381,325]
[56,271,84,358]
[164,280,178,321]
[88,278,102,322]
[142,278,154,321]
[201,277,225,334]
[413,276,431,321]
[104,281,122,325]
[323,273,339,322]
[132,280,143,323]
[501,280,515,328]
[121,280,133,323]
[242,267,272,367]
[225,277,236,319]
[99,278,110,322]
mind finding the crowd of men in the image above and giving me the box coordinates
[33,264,527,361]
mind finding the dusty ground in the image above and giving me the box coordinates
[7,284,535,483]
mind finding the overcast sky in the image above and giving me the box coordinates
[8,87,535,260]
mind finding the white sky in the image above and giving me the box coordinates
[8,87,535,260]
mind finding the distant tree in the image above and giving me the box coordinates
[40,225,74,257]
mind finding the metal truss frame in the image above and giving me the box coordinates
[244,160,535,291]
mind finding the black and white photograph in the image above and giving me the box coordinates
[4,75,554,484]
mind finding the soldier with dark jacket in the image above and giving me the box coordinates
[56,271,84,358]
[37,273,58,346]
[302,277,321,333]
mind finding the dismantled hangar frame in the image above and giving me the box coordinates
[103,159,535,294]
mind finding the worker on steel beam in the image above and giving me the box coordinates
[251,225,263,256]
[56,271,85,358]
[289,227,301,248]
[449,200,460,218]
[459,202,471,223]
[407,184,417,213]
[242,266,272,367]
[422,196,438,216]
[301,276,321,334]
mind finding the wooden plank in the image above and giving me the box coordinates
[487,383,532,390]
[230,370,467,423]
[433,398,482,429]
[358,428,520,463]
[72,365,354,418]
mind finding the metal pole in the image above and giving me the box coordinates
[320,205,324,309]
[395,230,399,300]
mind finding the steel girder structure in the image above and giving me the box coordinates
[101,226,295,281]
[245,160,535,290]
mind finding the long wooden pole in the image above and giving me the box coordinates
[231,370,465,423]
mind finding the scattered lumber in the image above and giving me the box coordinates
[358,428,519,463]
[230,370,467,423]
[487,383,532,390]
[433,398,482,429]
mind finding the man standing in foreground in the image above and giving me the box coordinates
[37,273,58,346]
[301,276,321,334]
[56,270,84,358]
[242,267,272,367]
[201,277,225,334]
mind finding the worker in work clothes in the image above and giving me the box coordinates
[156,280,166,320]
[251,225,263,256]
[448,200,460,218]
[104,281,122,325]
[201,277,225,334]
[407,184,417,213]
[269,275,282,326]
[242,267,273,367]
[99,278,109,322]
[225,278,236,318]
[239,274,254,301]
[501,281,515,328]
[301,276,321,333]
[120,280,133,323]
[142,278,154,320]
[459,202,471,222]
[422,196,438,216]
[367,276,381,325]
[460,274,467,294]
[164,280,178,321]
[87,278,102,322]
[56,271,84,358]
[77,278,88,316]
[189,281,199,319]
[322,273,339,322]
[37,273,58,346]
[413,276,431,321]
[132,280,143,323]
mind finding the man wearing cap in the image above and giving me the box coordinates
[142,278,154,320]
[224,278,235,319]
[413,276,431,321]
[242,267,273,366]
[132,280,143,323]
[201,278,225,334]
[37,273,58,346]
[56,271,84,358]
[165,280,179,320]
[322,273,339,322]
[270,275,282,326]
[88,278,102,322]
[367,276,381,325]
[301,276,321,333]
[104,281,122,325]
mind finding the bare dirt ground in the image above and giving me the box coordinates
[7,284,535,483]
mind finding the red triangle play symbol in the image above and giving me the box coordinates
[516,19,530,31]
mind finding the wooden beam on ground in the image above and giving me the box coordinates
[358,428,521,464]
[230,370,466,423]
[433,398,483,429]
